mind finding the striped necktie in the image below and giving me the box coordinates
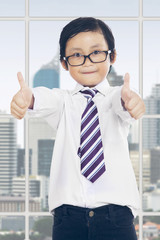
[78,88,106,183]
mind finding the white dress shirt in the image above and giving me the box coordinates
[29,79,140,217]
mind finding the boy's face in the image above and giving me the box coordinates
[61,31,111,87]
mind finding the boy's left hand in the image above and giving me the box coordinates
[121,73,145,119]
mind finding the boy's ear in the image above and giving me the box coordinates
[110,50,117,64]
[61,59,68,71]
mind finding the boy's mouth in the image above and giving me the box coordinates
[82,71,97,74]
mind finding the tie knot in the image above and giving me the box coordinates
[80,88,98,100]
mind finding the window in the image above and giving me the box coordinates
[0,0,25,16]
[0,0,160,239]
[29,0,139,17]
[143,0,160,16]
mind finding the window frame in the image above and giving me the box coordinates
[0,0,160,239]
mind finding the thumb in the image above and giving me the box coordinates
[123,73,130,90]
[122,73,131,101]
[17,72,32,107]
[17,72,26,89]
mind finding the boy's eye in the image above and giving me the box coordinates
[73,53,82,57]
[92,50,101,55]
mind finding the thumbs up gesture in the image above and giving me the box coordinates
[10,72,33,119]
[121,73,145,119]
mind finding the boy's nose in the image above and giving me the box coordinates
[83,56,93,66]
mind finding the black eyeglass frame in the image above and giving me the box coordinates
[63,50,112,66]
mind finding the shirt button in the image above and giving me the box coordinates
[89,211,94,217]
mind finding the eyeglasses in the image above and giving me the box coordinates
[63,50,111,66]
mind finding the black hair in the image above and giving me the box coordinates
[59,17,116,64]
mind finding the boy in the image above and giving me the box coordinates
[11,17,145,240]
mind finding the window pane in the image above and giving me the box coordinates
[143,21,160,111]
[0,118,25,212]
[108,21,139,92]
[0,0,25,17]
[29,21,66,89]
[0,21,25,114]
[143,216,160,239]
[0,216,25,239]
[129,121,139,189]
[30,21,139,92]
[134,217,139,239]
[143,118,160,212]
[143,0,160,17]
[29,216,52,239]
[30,0,138,17]
[29,118,55,212]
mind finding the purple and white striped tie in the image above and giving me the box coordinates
[78,88,106,183]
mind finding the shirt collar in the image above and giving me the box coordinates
[71,78,111,96]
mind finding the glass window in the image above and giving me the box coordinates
[143,217,160,239]
[29,216,52,239]
[143,118,160,212]
[29,118,55,212]
[134,217,139,239]
[29,21,67,89]
[0,216,25,238]
[1,0,160,238]
[143,0,160,17]
[129,121,139,188]
[30,0,138,17]
[0,0,25,17]
[0,21,25,114]
[108,21,139,91]
[0,118,25,212]
[143,21,160,111]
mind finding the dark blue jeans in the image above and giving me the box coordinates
[52,204,137,240]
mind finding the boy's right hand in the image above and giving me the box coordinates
[10,72,33,119]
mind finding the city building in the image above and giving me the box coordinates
[0,196,40,212]
[12,176,40,197]
[129,150,150,188]
[107,67,124,86]
[135,222,160,239]
[143,222,160,239]
[17,148,32,176]
[143,189,160,211]
[143,84,160,150]
[33,54,59,89]
[38,139,55,177]
[150,147,160,184]
[143,150,151,188]
[0,117,17,195]
[0,216,25,232]
[12,175,49,210]
[29,118,55,175]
